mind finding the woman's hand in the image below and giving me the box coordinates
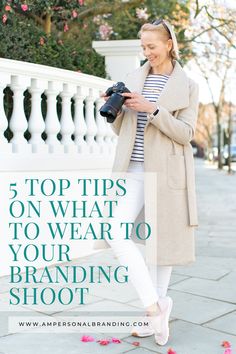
[122,92,156,114]
[100,92,109,102]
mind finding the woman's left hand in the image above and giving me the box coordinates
[122,92,156,114]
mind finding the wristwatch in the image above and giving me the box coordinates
[148,107,159,121]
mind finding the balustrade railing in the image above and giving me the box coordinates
[0,58,116,171]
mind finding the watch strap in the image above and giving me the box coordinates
[152,108,159,116]
[148,107,159,121]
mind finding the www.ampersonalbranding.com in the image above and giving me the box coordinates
[9,316,149,333]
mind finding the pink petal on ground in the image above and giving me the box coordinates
[98,339,110,345]
[81,335,95,342]
[132,341,140,346]
[168,349,177,354]
[224,349,232,354]
[222,341,231,348]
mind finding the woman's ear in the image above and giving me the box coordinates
[167,38,173,52]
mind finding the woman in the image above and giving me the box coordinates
[101,19,199,346]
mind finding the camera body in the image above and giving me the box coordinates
[100,82,130,123]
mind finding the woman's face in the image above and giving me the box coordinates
[141,31,172,69]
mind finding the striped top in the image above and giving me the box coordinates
[130,74,169,162]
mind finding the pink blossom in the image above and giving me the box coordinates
[2,14,7,24]
[93,15,102,24]
[98,339,110,345]
[99,23,113,40]
[72,9,78,18]
[21,4,28,11]
[136,7,149,20]
[39,37,45,45]
[5,5,11,11]
[111,338,121,343]
[81,335,95,342]
[78,0,84,5]
[63,22,69,32]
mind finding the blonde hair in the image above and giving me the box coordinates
[139,21,180,61]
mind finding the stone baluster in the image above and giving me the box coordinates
[44,81,63,153]
[73,86,87,153]
[9,76,30,153]
[95,92,107,153]
[60,83,76,153]
[0,81,11,151]
[85,88,98,153]
[28,78,47,153]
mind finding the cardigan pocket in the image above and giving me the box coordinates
[167,155,187,189]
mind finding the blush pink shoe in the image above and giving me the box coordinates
[148,296,173,346]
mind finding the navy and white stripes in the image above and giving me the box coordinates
[130,74,169,162]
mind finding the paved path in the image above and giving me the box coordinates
[0,158,236,354]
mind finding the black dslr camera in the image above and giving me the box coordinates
[100,82,130,123]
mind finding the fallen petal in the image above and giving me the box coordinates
[98,339,110,345]
[132,341,140,346]
[222,341,231,348]
[224,349,232,354]
[81,335,95,342]
[168,349,177,354]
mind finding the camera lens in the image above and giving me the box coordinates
[100,104,117,123]
[99,82,130,123]
[100,93,125,123]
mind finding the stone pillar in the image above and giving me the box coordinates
[92,39,144,82]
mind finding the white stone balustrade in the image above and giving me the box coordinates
[0,78,9,147]
[28,78,46,153]
[85,88,98,153]
[73,86,87,153]
[45,81,63,153]
[60,83,76,153]
[9,75,31,153]
[0,58,117,171]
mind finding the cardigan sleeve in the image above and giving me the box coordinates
[148,80,199,145]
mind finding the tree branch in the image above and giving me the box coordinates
[12,7,45,27]
[77,0,143,20]
[183,23,229,44]
[193,0,235,24]
[212,26,236,49]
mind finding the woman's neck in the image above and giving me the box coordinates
[150,60,174,76]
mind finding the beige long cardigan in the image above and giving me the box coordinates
[96,60,199,266]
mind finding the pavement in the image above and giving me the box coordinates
[0,158,236,354]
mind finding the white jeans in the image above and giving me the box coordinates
[106,160,172,308]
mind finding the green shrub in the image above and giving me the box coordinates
[0,14,105,77]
